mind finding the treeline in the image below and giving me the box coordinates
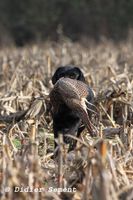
[0,0,133,46]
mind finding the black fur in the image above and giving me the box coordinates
[52,65,85,84]
[51,65,94,152]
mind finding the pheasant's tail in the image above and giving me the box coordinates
[65,98,97,137]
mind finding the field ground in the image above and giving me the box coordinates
[0,39,133,200]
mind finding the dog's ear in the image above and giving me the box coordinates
[52,67,63,85]
[74,67,86,82]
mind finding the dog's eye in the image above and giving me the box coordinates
[69,74,76,79]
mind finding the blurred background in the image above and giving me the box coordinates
[0,0,133,46]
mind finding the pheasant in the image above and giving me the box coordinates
[50,77,97,151]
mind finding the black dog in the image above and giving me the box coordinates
[51,65,94,151]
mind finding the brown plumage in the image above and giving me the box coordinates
[50,77,96,137]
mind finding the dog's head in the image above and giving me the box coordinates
[52,65,85,85]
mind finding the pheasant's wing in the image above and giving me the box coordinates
[57,77,89,100]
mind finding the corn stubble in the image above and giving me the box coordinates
[0,40,133,200]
